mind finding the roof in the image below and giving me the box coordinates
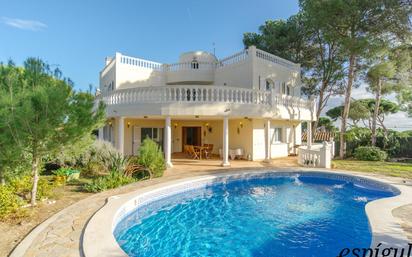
[302,131,335,142]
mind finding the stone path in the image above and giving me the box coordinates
[393,204,412,241]
[8,157,412,257]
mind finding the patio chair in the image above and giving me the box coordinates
[188,145,200,160]
[183,144,189,154]
[203,144,214,159]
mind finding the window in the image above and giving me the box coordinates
[191,60,199,69]
[281,82,286,94]
[103,125,114,144]
[106,81,114,92]
[141,127,164,146]
[271,127,283,144]
[286,85,291,96]
[265,79,274,91]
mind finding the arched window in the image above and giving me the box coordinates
[286,85,291,95]
[191,60,199,69]
[265,79,274,91]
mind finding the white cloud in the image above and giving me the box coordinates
[1,17,47,31]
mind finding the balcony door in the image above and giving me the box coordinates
[182,127,201,148]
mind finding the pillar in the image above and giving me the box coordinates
[265,119,271,162]
[117,117,124,154]
[320,141,331,169]
[222,116,230,167]
[164,116,173,168]
[292,125,296,155]
[307,121,312,148]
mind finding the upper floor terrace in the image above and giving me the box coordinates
[97,46,314,121]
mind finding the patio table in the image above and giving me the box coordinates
[194,145,208,159]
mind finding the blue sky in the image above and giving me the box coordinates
[0,0,298,90]
[1,0,410,130]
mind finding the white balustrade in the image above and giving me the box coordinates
[166,62,216,72]
[111,47,299,74]
[218,49,249,67]
[119,55,163,70]
[255,49,300,71]
[298,142,332,168]
[98,85,314,112]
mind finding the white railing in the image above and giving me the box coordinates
[255,49,300,71]
[218,49,249,67]
[98,85,314,112]
[100,85,272,106]
[165,62,216,72]
[110,47,299,73]
[298,142,332,168]
[119,55,163,70]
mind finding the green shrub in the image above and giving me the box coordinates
[354,146,388,161]
[0,185,24,219]
[9,176,54,201]
[138,138,166,177]
[83,171,135,193]
[52,140,120,176]
[108,152,128,174]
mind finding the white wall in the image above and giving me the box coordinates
[100,61,116,94]
[252,57,301,96]
[116,60,165,89]
[214,59,253,88]
[229,119,253,158]
[251,119,302,160]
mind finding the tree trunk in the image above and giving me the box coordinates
[339,55,356,159]
[312,82,327,140]
[371,79,382,146]
[31,154,40,206]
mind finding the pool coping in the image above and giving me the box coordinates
[82,168,412,257]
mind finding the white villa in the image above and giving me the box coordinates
[97,46,318,168]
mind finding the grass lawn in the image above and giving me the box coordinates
[332,159,412,179]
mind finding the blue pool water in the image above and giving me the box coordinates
[114,173,397,257]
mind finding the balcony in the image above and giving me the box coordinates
[97,85,315,121]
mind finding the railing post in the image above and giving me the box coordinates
[320,141,331,169]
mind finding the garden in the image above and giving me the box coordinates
[0,59,166,222]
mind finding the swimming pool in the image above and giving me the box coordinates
[113,172,399,257]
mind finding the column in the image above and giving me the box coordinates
[292,125,296,155]
[117,117,124,154]
[265,119,271,162]
[307,121,312,148]
[221,116,230,167]
[164,116,173,168]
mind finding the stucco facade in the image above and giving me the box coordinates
[97,46,315,167]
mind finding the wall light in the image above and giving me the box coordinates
[239,122,243,128]
[174,123,178,129]
[127,122,131,128]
